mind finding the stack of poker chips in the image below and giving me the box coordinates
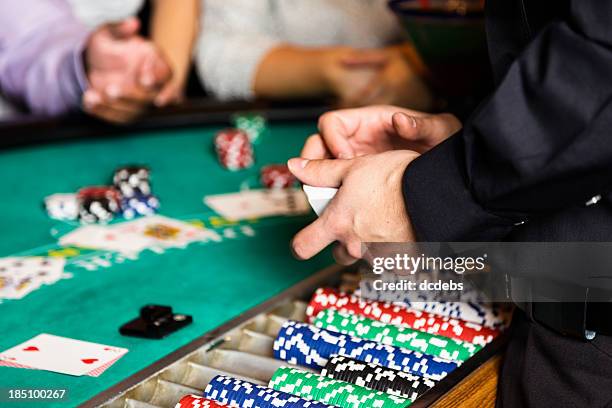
[112,166,160,219]
[269,367,410,408]
[272,320,457,381]
[76,187,122,224]
[44,165,160,224]
[175,395,227,408]
[204,376,334,408]
[232,113,268,144]
[312,309,481,362]
[260,164,296,189]
[214,129,254,171]
[321,356,436,402]
[306,288,498,346]
[356,279,512,329]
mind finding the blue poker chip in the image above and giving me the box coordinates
[120,194,160,219]
[204,375,334,408]
[273,321,457,381]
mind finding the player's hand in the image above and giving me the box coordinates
[82,18,173,124]
[82,83,163,124]
[154,78,185,107]
[349,48,433,110]
[302,105,461,160]
[153,51,190,107]
[322,48,389,108]
[288,151,419,264]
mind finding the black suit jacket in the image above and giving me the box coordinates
[404,0,612,242]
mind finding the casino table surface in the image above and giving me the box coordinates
[0,115,333,407]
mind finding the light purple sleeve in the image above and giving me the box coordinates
[0,0,91,116]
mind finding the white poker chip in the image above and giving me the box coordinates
[44,193,79,221]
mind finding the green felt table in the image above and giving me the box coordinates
[0,118,333,407]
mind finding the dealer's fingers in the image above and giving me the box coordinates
[317,112,356,159]
[333,243,359,265]
[287,157,352,188]
[291,216,336,260]
[392,112,461,141]
[301,134,332,160]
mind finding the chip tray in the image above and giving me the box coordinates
[83,265,508,408]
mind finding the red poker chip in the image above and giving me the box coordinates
[77,186,122,201]
[260,164,296,189]
[306,287,500,346]
[176,395,226,408]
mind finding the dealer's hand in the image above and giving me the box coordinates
[288,150,419,265]
[302,105,461,159]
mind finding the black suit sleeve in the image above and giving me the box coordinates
[403,5,612,241]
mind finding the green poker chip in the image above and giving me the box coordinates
[269,367,411,408]
[232,113,268,144]
[313,309,481,362]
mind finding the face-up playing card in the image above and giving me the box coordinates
[0,257,65,300]
[204,188,310,221]
[59,225,153,255]
[0,334,128,377]
[110,215,220,249]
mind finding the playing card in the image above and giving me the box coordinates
[302,185,338,216]
[110,215,220,249]
[0,354,122,377]
[204,188,310,221]
[0,257,65,300]
[59,225,152,255]
[0,334,128,377]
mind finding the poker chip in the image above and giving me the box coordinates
[313,309,481,362]
[175,395,226,408]
[356,282,511,329]
[113,166,151,198]
[322,356,436,402]
[44,193,79,221]
[112,165,160,219]
[306,288,498,346]
[273,320,457,381]
[43,165,160,223]
[204,375,333,407]
[76,186,121,224]
[120,193,160,219]
[260,164,296,189]
[269,367,410,408]
[214,128,254,171]
[232,113,267,143]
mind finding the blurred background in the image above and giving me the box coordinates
[0,0,489,144]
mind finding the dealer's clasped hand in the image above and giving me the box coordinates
[288,151,419,265]
[301,105,462,160]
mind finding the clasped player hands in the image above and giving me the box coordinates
[82,18,173,124]
[289,105,462,264]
